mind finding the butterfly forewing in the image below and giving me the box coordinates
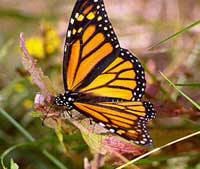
[63,0,146,101]
[63,0,120,91]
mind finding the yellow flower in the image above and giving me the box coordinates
[26,23,61,59]
[23,99,33,109]
[45,29,61,54]
[26,37,45,59]
[15,83,25,93]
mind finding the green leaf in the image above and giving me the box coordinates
[149,20,200,49]
[81,131,105,153]
[160,72,200,110]
[176,83,200,88]
[10,159,19,169]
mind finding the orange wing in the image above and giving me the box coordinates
[63,0,146,101]
[77,48,146,101]
[63,0,120,91]
[73,101,156,145]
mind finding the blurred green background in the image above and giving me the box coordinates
[0,0,200,169]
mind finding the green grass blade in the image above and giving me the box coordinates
[1,143,28,169]
[0,8,57,21]
[160,72,200,110]
[42,150,68,169]
[0,143,68,169]
[0,9,38,21]
[117,131,200,169]
[176,83,200,88]
[136,153,200,164]
[142,62,169,96]
[0,107,68,169]
[148,20,200,50]
[0,107,35,141]
[0,40,14,61]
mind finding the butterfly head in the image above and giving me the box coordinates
[54,91,78,110]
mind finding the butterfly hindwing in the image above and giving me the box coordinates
[73,101,156,145]
[120,48,146,101]
[63,0,120,91]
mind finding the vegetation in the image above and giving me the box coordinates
[0,0,200,168]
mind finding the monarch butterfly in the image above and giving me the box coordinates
[55,0,156,145]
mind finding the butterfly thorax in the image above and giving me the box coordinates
[55,91,79,110]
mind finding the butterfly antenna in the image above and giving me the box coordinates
[42,104,53,126]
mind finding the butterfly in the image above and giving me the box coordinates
[55,0,156,145]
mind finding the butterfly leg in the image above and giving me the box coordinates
[42,105,53,126]
[92,123,96,133]
[89,118,93,125]
[60,110,72,119]
[89,118,97,133]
